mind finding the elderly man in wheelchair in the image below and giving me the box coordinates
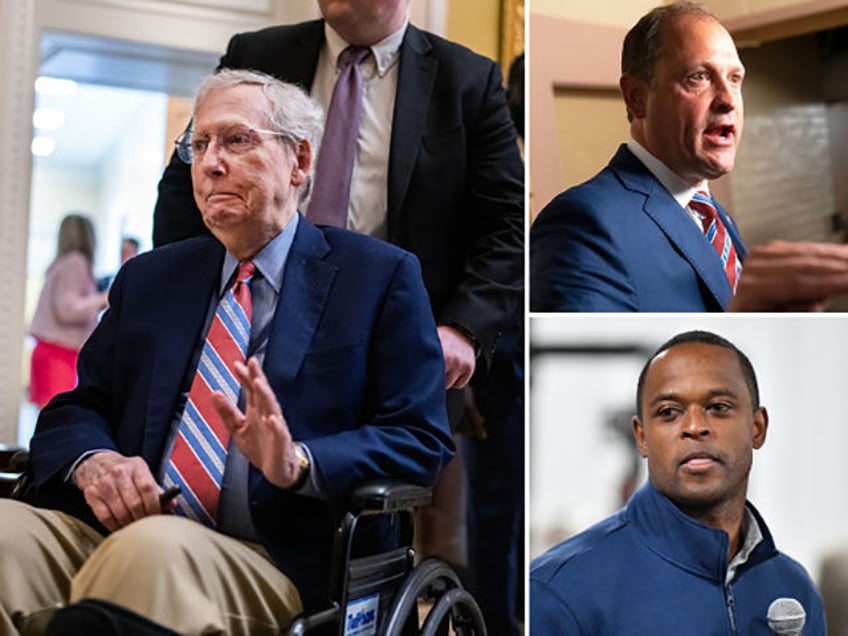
[0,70,479,636]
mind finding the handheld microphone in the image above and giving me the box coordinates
[767,598,806,636]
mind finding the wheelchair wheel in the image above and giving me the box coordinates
[419,588,486,636]
[381,559,487,636]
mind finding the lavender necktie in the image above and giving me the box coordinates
[309,46,370,227]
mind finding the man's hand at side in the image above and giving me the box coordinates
[75,450,168,532]
[729,241,848,311]
[438,325,476,389]
[212,357,303,490]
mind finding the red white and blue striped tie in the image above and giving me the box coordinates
[164,261,254,527]
[690,191,742,293]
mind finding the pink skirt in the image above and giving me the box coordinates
[29,339,78,408]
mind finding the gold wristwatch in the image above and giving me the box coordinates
[290,443,310,491]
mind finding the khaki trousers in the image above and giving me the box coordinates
[0,499,302,636]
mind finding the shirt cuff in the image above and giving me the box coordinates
[292,442,327,500]
[65,449,110,486]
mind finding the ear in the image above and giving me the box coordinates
[290,139,312,187]
[752,406,768,450]
[633,415,649,458]
[620,74,649,120]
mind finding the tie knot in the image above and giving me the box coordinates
[690,191,718,220]
[236,261,255,284]
[339,46,370,69]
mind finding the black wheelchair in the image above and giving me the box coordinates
[0,447,487,636]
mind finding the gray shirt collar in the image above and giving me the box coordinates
[219,213,299,296]
[726,506,764,585]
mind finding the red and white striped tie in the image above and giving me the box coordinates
[690,191,742,292]
[164,261,254,526]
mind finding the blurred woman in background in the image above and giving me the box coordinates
[29,213,108,408]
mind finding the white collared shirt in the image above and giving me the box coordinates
[626,138,710,230]
[305,20,408,239]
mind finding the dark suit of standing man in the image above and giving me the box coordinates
[152,3,525,633]
[154,5,524,378]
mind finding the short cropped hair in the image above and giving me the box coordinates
[621,1,719,84]
[635,330,760,418]
[194,69,325,201]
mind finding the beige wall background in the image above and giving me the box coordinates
[531,0,659,26]
[553,88,629,193]
[449,0,525,70]
[531,0,848,27]
[448,0,502,61]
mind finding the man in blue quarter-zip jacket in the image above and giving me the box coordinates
[530,330,826,635]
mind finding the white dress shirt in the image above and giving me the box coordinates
[305,20,408,239]
[627,138,711,230]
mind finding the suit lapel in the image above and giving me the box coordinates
[143,241,224,461]
[611,146,733,308]
[387,25,436,231]
[262,218,338,394]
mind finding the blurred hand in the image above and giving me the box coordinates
[729,241,848,312]
[212,357,302,490]
[438,325,476,389]
[75,450,167,531]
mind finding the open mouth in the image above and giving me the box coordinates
[704,124,736,145]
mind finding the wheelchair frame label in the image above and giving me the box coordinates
[344,593,379,636]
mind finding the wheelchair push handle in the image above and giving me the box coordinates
[350,480,433,514]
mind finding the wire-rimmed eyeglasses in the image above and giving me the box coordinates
[175,125,293,164]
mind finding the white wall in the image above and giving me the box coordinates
[28,166,101,275]
[531,314,848,583]
[96,92,167,275]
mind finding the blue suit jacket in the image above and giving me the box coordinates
[530,145,747,312]
[531,483,826,635]
[29,218,454,611]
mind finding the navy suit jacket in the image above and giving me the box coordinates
[530,145,747,312]
[153,20,524,364]
[29,218,454,611]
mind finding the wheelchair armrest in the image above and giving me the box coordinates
[0,446,26,471]
[0,449,30,500]
[350,480,432,514]
[9,449,29,472]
